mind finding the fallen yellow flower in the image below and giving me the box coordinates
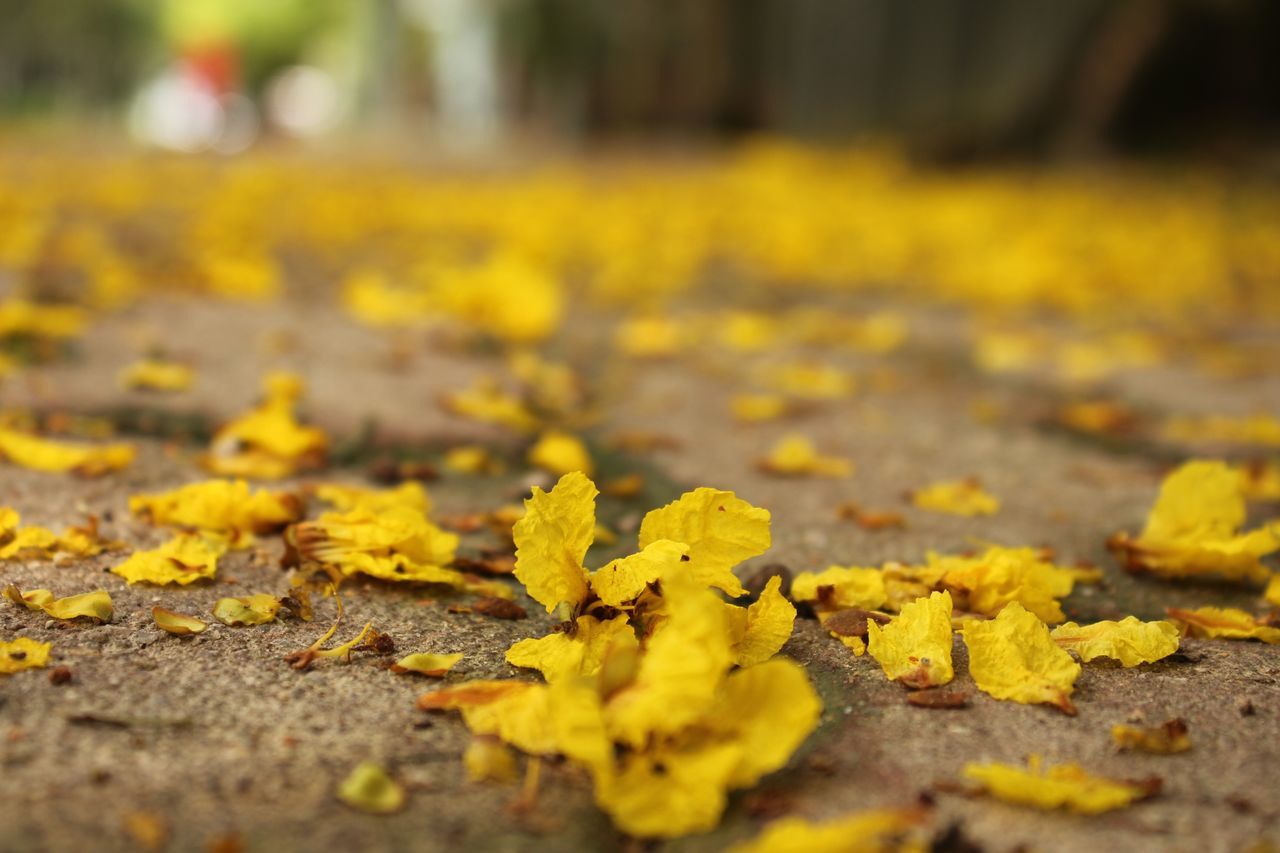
[934,546,1076,623]
[912,478,999,516]
[867,591,954,688]
[757,434,852,478]
[337,762,404,814]
[729,808,925,853]
[1166,606,1280,643]
[212,594,282,626]
[203,372,327,479]
[1109,460,1280,583]
[528,429,594,477]
[0,511,121,561]
[1050,617,1180,666]
[111,533,223,585]
[962,602,1081,714]
[791,566,887,611]
[118,358,194,392]
[964,755,1159,814]
[4,585,113,623]
[0,637,51,675]
[286,505,464,587]
[392,652,464,677]
[0,427,135,476]
[130,479,301,546]
[312,481,430,515]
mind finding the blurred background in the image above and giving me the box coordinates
[3,0,1279,160]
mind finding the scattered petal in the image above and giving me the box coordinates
[962,602,1080,714]
[867,591,954,688]
[4,585,112,623]
[212,594,282,627]
[638,487,771,597]
[111,533,223,586]
[0,427,134,476]
[337,762,405,814]
[1112,719,1191,754]
[152,607,208,635]
[912,478,999,517]
[1050,617,1180,666]
[392,652,464,677]
[0,637,51,675]
[1166,606,1280,643]
[964,756,1158,814]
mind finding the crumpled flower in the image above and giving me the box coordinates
[729,808,925,853]
[130,479,301,547]
[964,755,1159,814]
[1050,617,1180,666]
[757,434,852,478]
[0,426,135,476]
[1165,606,1280,643]
[0,637,51,675]
[513,472,771,615]
[867,590,954,688]
[202,372,327,479]
[118,358,194,392]
[911,478,999,516]
[285,505,469,588]
[0,510,121,561]
[791,566,887,611]
[932,546,1078,623]
[424,575,820,839]
[1109,460,1280,583]
[962,602,1081,714]
[528,429,594,477]
[111,533,224,585]
[4,585,113,623]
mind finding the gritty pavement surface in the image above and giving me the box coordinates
[2,295,1278,853]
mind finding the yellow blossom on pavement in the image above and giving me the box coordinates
[392,652,464,677]
[203,372,327,479]
[962,602,1081,714]
[0,427,134,476]
[212,594,282,626]
[1165,606,1280,643]
[130,479,301,546]
[1109,460,1279,583]
[286,506,463,587]
[912,478,999,516]
[964,756,1158,814]
[151,607,208,635]
[0,637,51,675]
[867,591,954,688]
[528,430,594,477]
[118,358,194,392]
[1050,617,1180,666]
[1112,719,1191,754]
[758,434,852,478]
[933,546,1076,623]
[792,566,888,611]
[111,533,223,586]
[337,762,405,814]
[312,481,431,515]
[729,808,925,853]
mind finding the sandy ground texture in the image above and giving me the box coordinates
[2,296,1279,852]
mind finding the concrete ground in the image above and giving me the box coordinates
[1,295,1278,852]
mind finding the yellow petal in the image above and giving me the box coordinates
[589,539,688,607]
[0,637,51,674]
[4,586,112,623]
[512,471,596,613]
[758,434,853,478]
[961,602,1080,714]
[935,546,1075,623]
[111,533,222,585]
[723,576,797,667]
[130,479,301,545]
[1113,460,1280,583]
[867,590,954,688]
[203,372,327,480]
[1165,606,1280,643]
[638,488,771,597]
[791,566,887,611]
[441,377,540,433]
[593,743,742,839]
[528,430,594,477]
[151,607,208,635]
[287,506,459,585]
[212,594,282,626]
[392,652,464,676]
[964,755,1156,814]
[1111,719,1191,754]
[605,574,732,746]
[0,427,134,476]
[729,808,925,853]
[505,614,637,683]
[912,478,999,516]
[313,481,431,515]
[337,762,404,814]
[1266,574,1280,608]
[118,358,194,392]
[1050,617,1180,666]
